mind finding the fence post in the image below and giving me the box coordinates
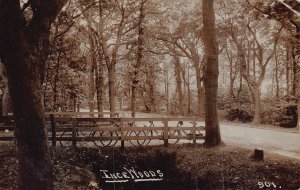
[72,118,77,147]
[192,120,196,146]
[163,119,168,147]
[120,120,125,151]
[50,114,56,147]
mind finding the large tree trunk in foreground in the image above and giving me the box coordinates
[0,1,66,189]
[9,63,52,189]
[202,0,221,146]
[292,21,300,130]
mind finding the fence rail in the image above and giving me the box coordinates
[0,113,206,148]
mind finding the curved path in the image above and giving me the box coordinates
[220,123,300,160]
[132,112,300,160]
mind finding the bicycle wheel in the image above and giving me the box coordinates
[194,128,205,142]
[100,131,118,147]
[169,130,181,144]
[77,130,89,147]
[128,131,139,146]
[149,121,162,136]
[99,131,113,147]
[137,130,152,146]
[92,131,102,147]
[108,131,119,147]
[59,131,73,147]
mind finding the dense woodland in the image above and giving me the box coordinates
[0,0,299,189]
[0,0,299,125]
[2,0,299,125]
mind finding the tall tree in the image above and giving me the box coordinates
[131,0,146,117]
[94,34,105,117]
[243,23,282,124]
[173,55,184,115]
[202,0,221,146]
[0,0,66,189]
[96,0,138,117]
[88,31,96,113]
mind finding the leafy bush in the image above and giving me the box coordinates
[261,99,297,128]
[225,108,254,123]
[219,86,298,127]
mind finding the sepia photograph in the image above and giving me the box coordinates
[0,0,299,189]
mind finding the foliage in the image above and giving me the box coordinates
[44,35,88,111]
[261,98,297,128]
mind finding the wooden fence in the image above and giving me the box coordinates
[0,113,206,148]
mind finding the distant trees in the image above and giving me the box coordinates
[45,32,86,112]
[215,0,297,126]
[2,0,294,128]
[244,0,300,127]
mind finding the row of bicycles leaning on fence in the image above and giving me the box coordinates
[55,120,205,147]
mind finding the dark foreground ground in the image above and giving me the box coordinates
[0,143,300,190]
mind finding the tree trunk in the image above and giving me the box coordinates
[292,44,297,96]
[131,79,137,117]
[237,71,243,98]
[274,45,280,99]
[293,22,300,130]
[0,1,67,189]
[3,45,53,189]
[163,68,169,112]
[95,55,104,117]
[145,65,156,113]
[229,78,235,98]
[253,84,262,124]
[195,63,204,117]
[225,44,236,98]
[286,44,290,98]
[52,52,61,111]
[174,56,184,115]
[88,59,95,113]
[202,0,221,146]
[108,64,116,116]
[131,1,145,118]
[149,78,156,113]
[88,34,96,114]
[8,63,53,190]
[187,66,192,114]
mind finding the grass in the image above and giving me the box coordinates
[0,143,300,189]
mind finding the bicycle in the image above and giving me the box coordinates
[167,121,183,144]
[59,119,119,147]
[59,120,95,147]
[120,121,149,146]
[92,122,119,147]
[176,121,205,143]
[142,120,181,144]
